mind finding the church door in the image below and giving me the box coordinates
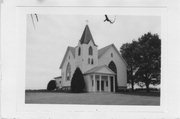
[97,80,99,91]
[101,81,104,91]
[110,76,114,92]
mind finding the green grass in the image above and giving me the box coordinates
[25,91,160,105]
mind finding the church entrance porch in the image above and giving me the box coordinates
[84,65,116,92]
[92,74,115,92]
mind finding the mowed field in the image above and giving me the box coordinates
[25,92,160,105]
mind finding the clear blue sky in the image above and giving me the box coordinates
[26,15,161,89]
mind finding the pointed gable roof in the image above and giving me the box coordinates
[98,44,112,59]
[79,25,97,46]
[84,65,116,75]
[98,44,128,67]
[59,46,75,69]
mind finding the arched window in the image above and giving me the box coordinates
[108,61,117,92]
[91,59,94,64]
[108,61,117,73]
[66,63,71,81]
[78,47,81,56]
[89,46,93,55]
[88,58,90,64]
[111,53,113,57]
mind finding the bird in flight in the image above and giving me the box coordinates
[104,14,116,24]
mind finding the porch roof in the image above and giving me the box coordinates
[84,65,116,75]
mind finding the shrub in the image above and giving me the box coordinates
[47,80,57,91]
[71,67,85,93]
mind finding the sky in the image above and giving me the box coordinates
[26,15,161,89]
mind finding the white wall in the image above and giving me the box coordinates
[61,50,75,87]
[75,40,98,74]
[98,46,127,87]
[82,40,98,73]
[75,42,83,71]
[84,75,93,92]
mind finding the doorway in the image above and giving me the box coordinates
[110,76,114,92]
[101,81,104,91]
[97,80,99,91]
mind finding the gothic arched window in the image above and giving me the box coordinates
[89,46,93,55]
[91,59,94,64]
[66,63,71,81]
[88,58,90,64]
[78,47,81,56]
[111,53,113,57]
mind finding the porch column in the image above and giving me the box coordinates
[113,75,115,92]
[99,75,101,92]
[93,74,96,92]
[108,76,111,92]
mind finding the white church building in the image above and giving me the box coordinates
[55,25,127,92]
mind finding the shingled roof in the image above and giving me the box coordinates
[79,25,97,46]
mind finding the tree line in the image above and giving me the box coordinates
[120,32,161,92]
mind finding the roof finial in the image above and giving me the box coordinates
[85,20,89,25]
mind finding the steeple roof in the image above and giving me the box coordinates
[80,25,97,46]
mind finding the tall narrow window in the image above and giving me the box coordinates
[66,63,71,81]
[89,46,93,55]
[111,53,113,57]
[91,59,94,64]
[78,47,81,56]
[88,58,90,64]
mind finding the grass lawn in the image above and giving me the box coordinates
[25,92,160,105]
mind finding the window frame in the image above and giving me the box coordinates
[66,63,71,81]
[78,47,81,56]
[89,46,93,55]
[111,53,113,57]
[91,58,94,64]
[88,58,90,64]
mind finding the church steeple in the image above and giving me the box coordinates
[79,25,97,46]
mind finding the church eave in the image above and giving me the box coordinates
[84,65,116,75]
[98,44,128,67]
[84,72,116,76]
[59,46,75,69]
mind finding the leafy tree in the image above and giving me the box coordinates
[135,32,161,92]
[120,32,161,92]
[47,80,57,91]
[71,67,85,93]
[120,41,139,91]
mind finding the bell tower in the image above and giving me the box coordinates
[75,25,98,73]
